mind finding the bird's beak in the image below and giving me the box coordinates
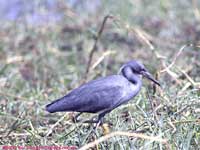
[141,71,160,86]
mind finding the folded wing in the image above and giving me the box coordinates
[46,76,124,113]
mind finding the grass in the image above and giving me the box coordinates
[0,0,200,149]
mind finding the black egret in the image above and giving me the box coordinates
[46,60,160,124]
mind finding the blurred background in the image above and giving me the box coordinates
[0,0,199,149]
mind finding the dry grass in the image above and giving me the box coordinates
[0,0,200,149]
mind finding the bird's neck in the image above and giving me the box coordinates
[121,66,142,85]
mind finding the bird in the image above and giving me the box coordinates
[46,60,160,124]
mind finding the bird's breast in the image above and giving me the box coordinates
[121,78,142,101]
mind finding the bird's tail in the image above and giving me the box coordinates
[46,97,66,113]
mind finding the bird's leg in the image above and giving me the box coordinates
[92,114,104,131]
[96,112,106,125]
[78,110,111,131]
[96,111,111,134]
[93,110,112,131]
[81,112,105,125]
[72,112,83,123]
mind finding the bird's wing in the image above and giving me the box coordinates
[46,76,124,113]
[74,85,123,113]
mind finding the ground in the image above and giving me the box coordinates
[0,0,200,149]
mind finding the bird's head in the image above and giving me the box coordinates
[120,60,160,86]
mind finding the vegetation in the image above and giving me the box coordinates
[0,0,199,149]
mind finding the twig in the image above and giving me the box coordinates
[178,82,192,95]
[6,55,24,64]
[133,28,155,50]
[157,44,199,85]
[79,131,169,150]
[58,0,78,18]
[91,50,116,69]
[167,118,177,134]
[160,44,191,73]
[0,91,27,101]
[177,67,200,87]
[84,14,162,82]
[113,17,156,51]
[5,112,25,138]
[172,119,200,124]
[84,15,114,81]
[0,132,31,137]
[146,89,160,126]
[192,0,200,22]
[46,113,69,136]
[46,113,98,137]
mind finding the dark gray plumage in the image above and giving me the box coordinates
[46,60,160,123]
